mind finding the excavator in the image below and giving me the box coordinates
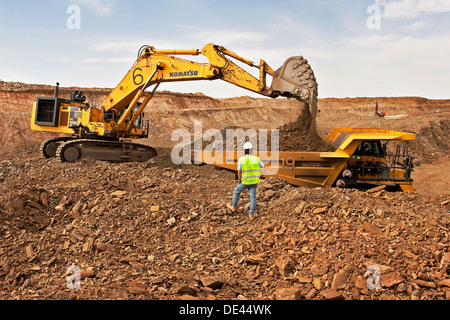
[31,43,417,191]
[31,43,317,162]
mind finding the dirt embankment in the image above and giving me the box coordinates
[0,81,307,155]
[2,81,449,159]
[318,96,450,162]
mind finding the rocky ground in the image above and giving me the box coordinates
[0,146,449,301]
[0,81,449,300]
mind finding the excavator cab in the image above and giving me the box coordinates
[115,104,149,138]
[345,140,416,190]
[70,90,87,104]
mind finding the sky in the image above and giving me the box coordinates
[0,0,449,99]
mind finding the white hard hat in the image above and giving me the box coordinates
[243,142,253,150]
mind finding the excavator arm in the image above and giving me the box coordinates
[200,43,276,96]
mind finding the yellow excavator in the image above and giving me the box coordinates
[31,43,317,162]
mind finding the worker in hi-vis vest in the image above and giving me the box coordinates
[227,141,265,220]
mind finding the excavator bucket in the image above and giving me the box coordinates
[270,56,318,123]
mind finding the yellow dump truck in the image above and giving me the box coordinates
[193,128,417,192]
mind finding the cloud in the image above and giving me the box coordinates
[90,40,143,53]
[313,32,450,98]
[183,26,269,46]
[49,56,132,64]
[81,57,133,64]
[88,37,200,54]
[375,0,450,19]
[74,0,113,16]
[401,21,426,32]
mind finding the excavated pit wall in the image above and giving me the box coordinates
[0,82,320,157]
[1,81,449,164]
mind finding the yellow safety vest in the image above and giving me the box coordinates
[241,155,262,185]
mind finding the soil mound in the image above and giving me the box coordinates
[407,120,450,164]
[277,108,334,152]
[190,103,333,153]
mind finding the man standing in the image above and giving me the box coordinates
[227,141,265,220]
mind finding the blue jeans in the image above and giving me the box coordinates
[232,183,257,216]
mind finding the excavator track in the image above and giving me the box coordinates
[41,137,77,158]
[55,139,157,163]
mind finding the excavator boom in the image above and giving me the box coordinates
[101,43,318,133]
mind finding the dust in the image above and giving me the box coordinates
[276,107,334,152]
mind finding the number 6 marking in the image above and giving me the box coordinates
[133,68,143,85]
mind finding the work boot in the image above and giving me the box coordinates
[249,212,256,221]
[226,203,236,213]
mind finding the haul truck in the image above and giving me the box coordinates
[193,128,417,192]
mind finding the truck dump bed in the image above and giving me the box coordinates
[193,128,417,191]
